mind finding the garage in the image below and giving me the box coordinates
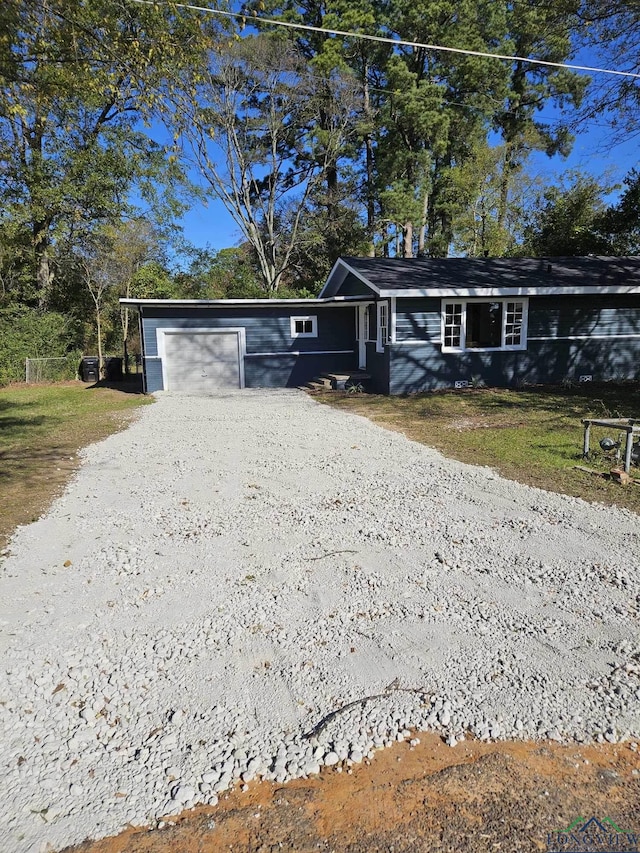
[160,329,245,392]
[122,298,361,393]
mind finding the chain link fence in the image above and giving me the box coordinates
[25,355,80,383]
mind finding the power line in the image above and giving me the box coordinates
[129,0,640,80]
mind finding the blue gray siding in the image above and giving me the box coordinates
[142,306,355,356]
[138,293,640,395]
[144,358,164,393]
[387,294,640,394]
[528,295,640,338]
[395,297,441,342]
[141,305,357,391]
[335,273,377,298]
[389,338,640,394]
[365,342,390,394]
[245,352,358,387]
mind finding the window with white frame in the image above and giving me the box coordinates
[290,315,317,338]
[377,302,389,351]
[441,299,527,351]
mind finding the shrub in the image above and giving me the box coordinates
[0,307,80,385]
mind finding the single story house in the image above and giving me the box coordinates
[122,255,640,395]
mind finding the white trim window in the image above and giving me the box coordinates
[290,315,318,338]
[377,301,389,352]
[441,298,528,352]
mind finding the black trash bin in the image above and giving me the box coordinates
[104,357,123,381]
[80,356,99,383]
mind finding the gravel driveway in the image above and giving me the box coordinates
[1,390,639,853]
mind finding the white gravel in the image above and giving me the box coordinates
[1,389,639,852]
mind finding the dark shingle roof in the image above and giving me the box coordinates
[337,256,640,292]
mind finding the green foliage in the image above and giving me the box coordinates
[173,31,360,292]
[0,0,637,361]
[132,262,179,300]
[0,306,81,384]
[247,0,585,259]
[286,191,371,293]
[174,247,265,299]
[0,218,34,304]
[520,170,640,257]
[0,0,203,305]
[520,172,612,255]
[451,143,532,257]
[600,170,640,254]
[580,2,640,142]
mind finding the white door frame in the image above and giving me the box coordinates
[156,327,246,390]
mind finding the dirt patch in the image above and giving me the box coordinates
[66,735,640,853]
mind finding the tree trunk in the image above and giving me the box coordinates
[403,221,413,258]
[326,161,339,264]
[418,189,429,255]
[121,278,131,375]
[34,222,53,309]
[497,145,512,232]
[121,305,130,375]
[363,65,376,256]
[96,304,104,377]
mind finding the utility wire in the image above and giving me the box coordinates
[129,0,640,80]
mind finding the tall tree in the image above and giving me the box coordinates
[245,0,385,256]
[599,169,640,254]
[174,246,264,299]
[519,171,615,256]
[578,1,640,141]
[0,0,202,306]
[493,1,587,231]
[173,33,359,292]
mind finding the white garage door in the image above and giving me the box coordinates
[163,331,242,392]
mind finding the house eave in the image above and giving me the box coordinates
[120,295,373,308]
[378,285,640,298]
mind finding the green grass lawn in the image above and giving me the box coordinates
[317,383,640,515]
[0,382,152,549]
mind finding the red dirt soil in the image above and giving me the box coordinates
[66,734,640,853]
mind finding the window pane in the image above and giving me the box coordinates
[378,304,388,346]
[505,301,523,346]
[466,302,502,348]
[292,317,316,336]
[444,303,462,349]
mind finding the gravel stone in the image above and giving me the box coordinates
[171,784,196,804]
[1,390,639,853]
